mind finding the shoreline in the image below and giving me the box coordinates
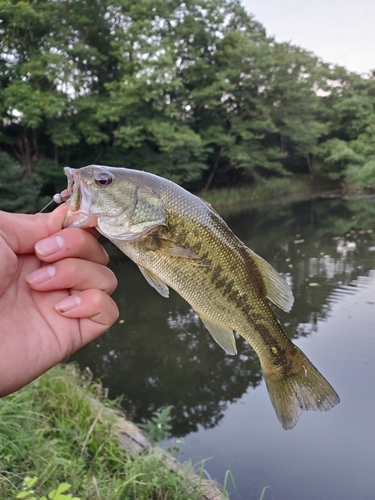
[198,175,340,210]
[0,364,225,499]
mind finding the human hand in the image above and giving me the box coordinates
[0,205,119,397]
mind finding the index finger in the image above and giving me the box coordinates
[35,227,109,265]
[0,204,68,254]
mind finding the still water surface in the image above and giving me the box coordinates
[72,194,375,499]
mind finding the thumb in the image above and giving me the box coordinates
[0,204,68,255]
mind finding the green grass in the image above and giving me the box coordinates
[0,365,219,500]
[199,176,316,208]
[200,178,295,207]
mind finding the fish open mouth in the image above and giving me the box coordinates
[62,167,97,228]
[62,167,82,210]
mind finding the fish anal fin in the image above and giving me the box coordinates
[157,239,201,260]
[261,345,340,430]
[199,314,237,355]
[247,248,294,313]
[137,265,169,298]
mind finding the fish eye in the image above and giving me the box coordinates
[94,173,113,187]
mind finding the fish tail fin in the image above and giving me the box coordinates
[261,346,340,430]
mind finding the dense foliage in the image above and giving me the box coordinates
[1,0,375,211]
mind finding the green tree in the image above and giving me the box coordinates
[0,152,40,212]
[315,71,375,187]
[1,0,374,201]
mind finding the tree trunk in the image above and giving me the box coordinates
[12,128,33,175]
[204,145,226,191]
[32,128,39,162]
[54,144,59,166]
[280,134,287,153]
[306,153,316,177]
[204,157,220,191]
[204,126,233,191]
[92,147,103,164]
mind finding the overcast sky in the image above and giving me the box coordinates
[241,0,375,74]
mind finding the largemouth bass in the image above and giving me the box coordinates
[61,165,339,429]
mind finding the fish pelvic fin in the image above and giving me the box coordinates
[137,265,169,298]
[199,314,237,355]
[246,248,294,313]
[261,345,340,430]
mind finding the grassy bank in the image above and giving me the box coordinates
[0,365,223,500]
[200,175,338,208]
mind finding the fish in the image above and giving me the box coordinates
[61,164,340,430]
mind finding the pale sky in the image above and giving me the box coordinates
[241,0,375,74]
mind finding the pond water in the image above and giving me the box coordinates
[72,193,375,500]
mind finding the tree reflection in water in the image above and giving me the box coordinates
[71,195,375,436]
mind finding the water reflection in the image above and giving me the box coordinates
[71,195,375,436]
[73,264,262,435]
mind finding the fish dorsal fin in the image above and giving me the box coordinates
[137,265,169,298]
[199,314,237,355]
[247,249,294,313]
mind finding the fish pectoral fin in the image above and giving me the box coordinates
[137,265,169,298]
[198,314,237,355]
[156,239,201,260]
[247,248,294,313]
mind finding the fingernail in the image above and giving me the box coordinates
[35,235,64,256]
[25,266,56,285]
[55,295,81,313]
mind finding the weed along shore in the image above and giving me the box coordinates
[0,364,225,500]
[199,175,339,210]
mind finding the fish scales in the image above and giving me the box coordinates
[124,202,281,356]
[105,173,299,368]
[62,165,340,430]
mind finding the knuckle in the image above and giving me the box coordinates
[106,268,118,294]
[112,304,120,323]
[106,299,120,325]
[91,292,119,326]
[69,227,87,251]
[90,288,104,309]
[107,300,120,323]
[69,227,108,264]
[59,258,82,283]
